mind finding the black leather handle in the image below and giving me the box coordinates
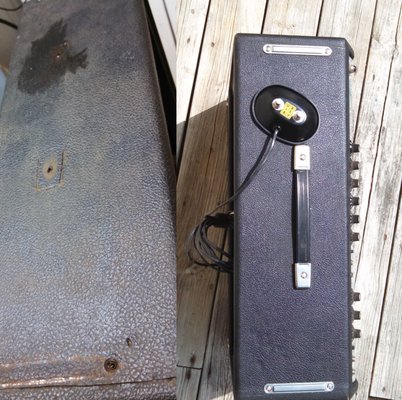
[295,169,311,263]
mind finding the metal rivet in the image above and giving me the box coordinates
[327,382,334,391]
[272,98,284,111]
[293,110,307,124]
[349,64,357,73]
[300,271,308,279]
[264,385,273,393]
[263,44,272,53]
[104,358,119,372]
[325,47,332,55]
[300,154,306,161]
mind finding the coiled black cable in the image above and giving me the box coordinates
[187,128,279,272]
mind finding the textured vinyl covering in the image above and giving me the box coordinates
[232,35,354,400]
[0,68,5,106]
[0,0,176,398]
[0,379,176,400]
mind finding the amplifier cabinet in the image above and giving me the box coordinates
[231,34,358,400]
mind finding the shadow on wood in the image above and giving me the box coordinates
[177,101,230,374]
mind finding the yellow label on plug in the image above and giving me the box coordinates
[280,102,297,119]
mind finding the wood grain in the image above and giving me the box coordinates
[368,5,402,398]
[263,0,322,35]
[198,273,233,400]
[351,0,401,279]
[371,192,402,399]
[0,0,21,68]
[163,0,176,38]
[354,4,402,399]
[148,0,176,83]
[177,0,210,157]
[318,0,377,134]
[177,0,267,369]
[177,366,202,400]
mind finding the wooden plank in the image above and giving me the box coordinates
[163,0,176,38]
[369,7,402,384]
[353,4,402,398]
[177,366,202,400]
[0,0,21,68]
[177,0,210,158]
[177,0,267,368]
[369,398,390,400]
[198,273,233,400]
[318,0,377,135]
[148,0,176,84]
[350,0,401,275]
[371,191,402,399]
[197,3,324,397]
[263,0,322,35]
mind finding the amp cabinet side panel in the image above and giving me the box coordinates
[232,34,354,400]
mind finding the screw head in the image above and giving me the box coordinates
[263,44,272,53]
[326,382,334,391]
[349,64,357,73]
[104,358,119,372]
[299,154,306,161]
[264,385,273,393]
[300,271,308,279]
[272,98,284,111]
[293,110,307,124]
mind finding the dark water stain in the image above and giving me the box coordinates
[18,20,88,95]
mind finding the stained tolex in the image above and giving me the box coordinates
[18,19,88,94]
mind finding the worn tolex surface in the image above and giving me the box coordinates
[0,0,176,398]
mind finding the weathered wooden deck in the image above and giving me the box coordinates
[177,1,402,399]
